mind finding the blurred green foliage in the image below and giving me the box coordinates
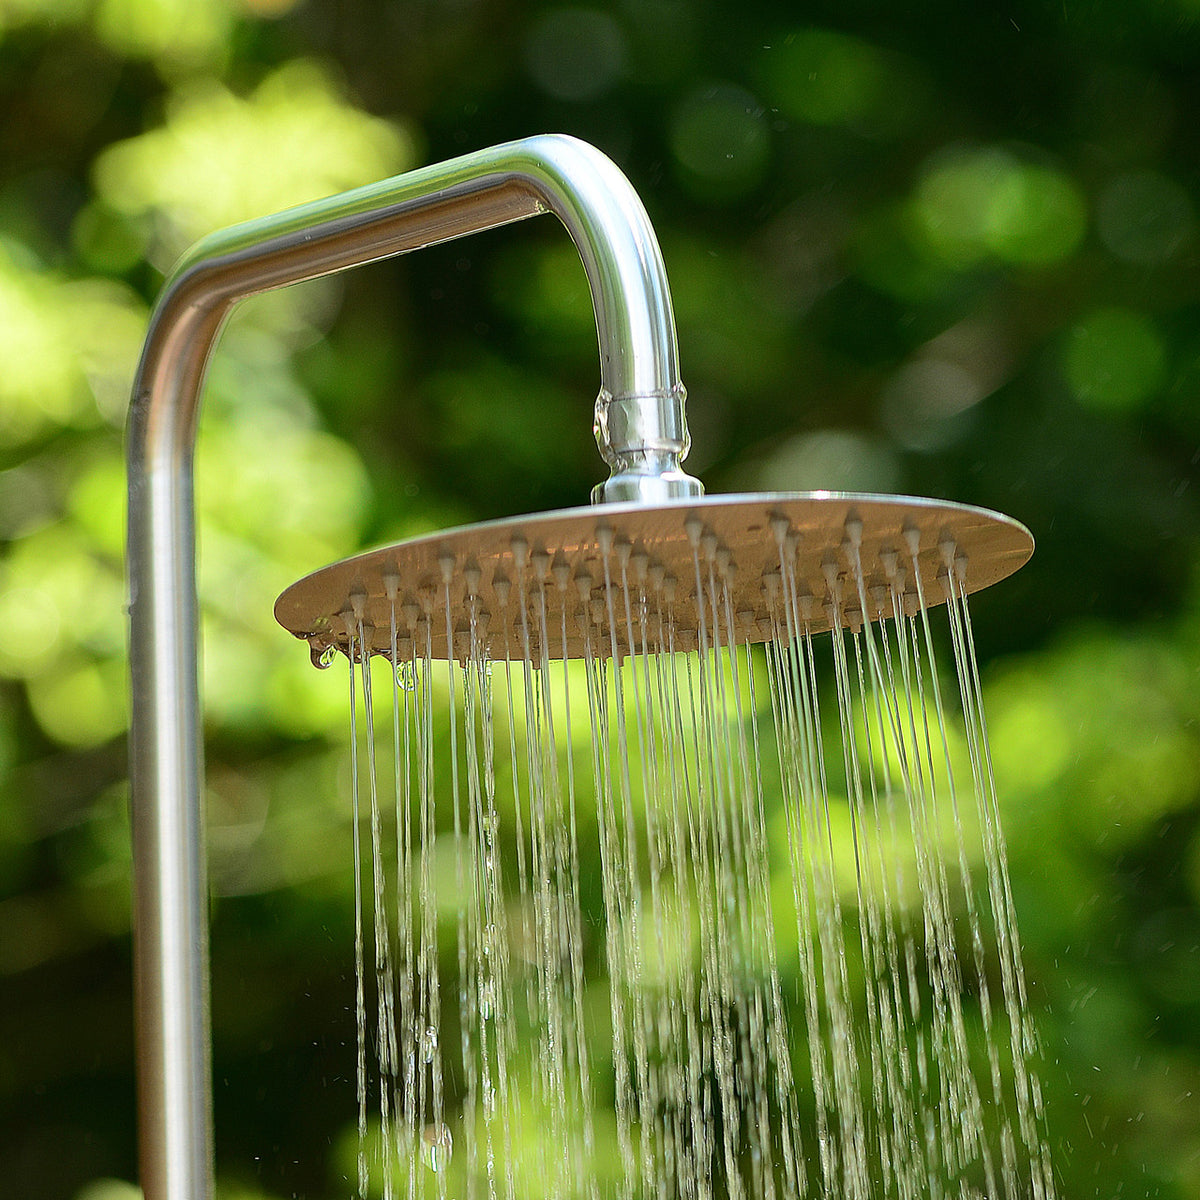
[2,0,1200,1197]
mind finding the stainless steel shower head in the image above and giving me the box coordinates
[126,128,1037,1200]
[274,493,1033,662]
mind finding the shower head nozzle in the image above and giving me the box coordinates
[275,492,1033,663]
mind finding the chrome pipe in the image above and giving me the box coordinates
[126,134,700,1200]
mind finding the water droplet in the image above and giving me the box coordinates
[481,811,498,844]
[479,979,496,1020]
[309,642,338,669]
[421,1025,438,1063]
[395,659,417,691]
[481,1080,496,1116]
[421,1123,452,1171]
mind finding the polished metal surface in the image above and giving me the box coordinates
[126,134,701,1200]
[276,492,1034,661]
[591,387,699,503]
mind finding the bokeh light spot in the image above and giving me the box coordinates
[763,28,911,133]
[1064,307,1165,413]
[880,358,982,452]
[669,83,770,203]
[95,61,412,261]
[913,146,1086,269]
[754,429,900,493]
[524,9,627,101]
[987,163,1088,266]
[0,248,134,440]
[71,202,146,274]
[988,680,1073,796]
[0,585,63,677]
[93,0,232,74]
[28,659,127,748]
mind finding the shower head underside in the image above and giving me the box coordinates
[274,492,1033,662]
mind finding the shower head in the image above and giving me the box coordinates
[274,493,1033,662]
[126,131,1038,1200]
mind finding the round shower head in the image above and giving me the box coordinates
[275,492,1033,663]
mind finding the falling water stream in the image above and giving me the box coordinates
[327,525,1055,1200]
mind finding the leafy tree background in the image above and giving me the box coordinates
[2,0,1200,1196]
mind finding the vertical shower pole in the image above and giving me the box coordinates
[126,134,699,1200]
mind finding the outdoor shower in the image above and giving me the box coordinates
[128,135,1052,1200]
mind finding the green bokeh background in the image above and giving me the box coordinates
[3,0,1200,1196]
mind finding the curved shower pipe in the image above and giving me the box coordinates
[126,134,702,1200]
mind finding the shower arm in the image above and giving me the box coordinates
[126,133,702,1200]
